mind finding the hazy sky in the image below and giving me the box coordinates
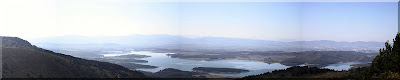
[0,0,397,42]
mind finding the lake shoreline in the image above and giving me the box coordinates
[98,50,369,77]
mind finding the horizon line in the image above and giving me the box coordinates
[5,34,389,43]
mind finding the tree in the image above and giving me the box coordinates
[368,33,400,77]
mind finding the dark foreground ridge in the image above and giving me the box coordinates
[239,33,400,79]
[240,66,337,79]
[1,37,146,78]
[192,67,249,74]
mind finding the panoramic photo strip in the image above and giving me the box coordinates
[0,0,399,79]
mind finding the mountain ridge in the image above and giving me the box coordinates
[30,35,385,52]
[1,36,146,78]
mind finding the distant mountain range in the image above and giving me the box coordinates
[30,35,385,52]
[1,37,146,78]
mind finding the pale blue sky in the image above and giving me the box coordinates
[301,2,398,41]
[0,0,397,42]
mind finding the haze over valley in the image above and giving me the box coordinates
[1,0,398,78]
[25,35,380,77]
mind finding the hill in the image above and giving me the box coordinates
[239,33,400,79]
[279,51,374,66]
[141,68,238,78]
[169,50,375,67]
[142,68,207,78]
[1,37,146,78]
[31,35,384,52]
[240,66,343,79]
[192,67,249,74]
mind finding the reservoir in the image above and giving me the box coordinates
[102,51,366,77]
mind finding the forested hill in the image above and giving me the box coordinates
[239,66,339,79]
[239,33,400,79]
[1,37,146,78]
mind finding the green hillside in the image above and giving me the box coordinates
[1,37,146,78]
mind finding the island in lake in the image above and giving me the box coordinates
[192,67,250,74]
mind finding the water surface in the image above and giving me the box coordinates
[102,51,366,77]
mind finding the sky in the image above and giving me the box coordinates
[0,0,398,42]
